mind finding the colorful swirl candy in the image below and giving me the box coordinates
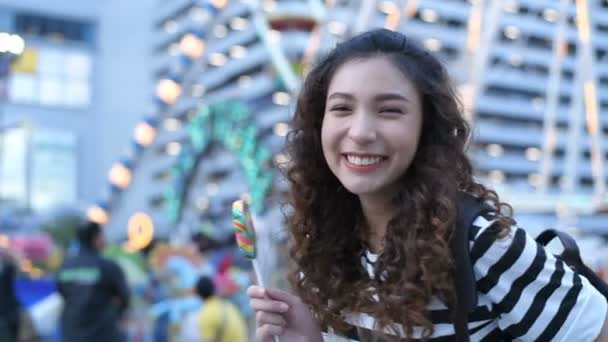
[232,199,256,259]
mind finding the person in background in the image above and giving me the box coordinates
[0,248,20,341]
[195,275,248,342]
[56,221,130,342]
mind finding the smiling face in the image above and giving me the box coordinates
[321,56,423,202]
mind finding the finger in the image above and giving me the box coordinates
[266,287,301,305]
[250,298,289,313]
[247,285,266,298]
[256,311,287,326]
[257,324,284,340]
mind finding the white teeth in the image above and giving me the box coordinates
[345,155,382,166]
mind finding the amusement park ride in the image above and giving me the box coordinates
[83,0,608,251]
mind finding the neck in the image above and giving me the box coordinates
[359,192,397,253]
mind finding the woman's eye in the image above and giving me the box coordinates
[330,105,351,112]
[379,107,403,114]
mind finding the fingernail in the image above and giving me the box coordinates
[280,303,289,312]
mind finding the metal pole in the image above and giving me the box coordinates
[246,0,300,92]
[537,0,570,194]
[462,0,503,125]
[574,0,605,204]
[562,48,586,195]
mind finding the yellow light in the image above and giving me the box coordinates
[0,234,9,248]
[109,163,132,189]
[404,0,420,19]
[420,9,438,23]
[166,142,182,156]
[87,205,109,225]
[263,0,276,12]
[230,17,248,31]
[488,170,505,184]
[503,25,520,40]
[180,33,205,59]
[163,117,182,131]
[268,30,281,43]
[127,212,155,251]
[134,122,156,146]
[575,0,590,43]
[584,81,599,134]
[272,91,290,106]
[273,122,289,137]
[379,1,397,15]
[229,45,248,59]
[423,38,442,52]
[525,147,542,161]
[466,6,482,52]
[486,144,504,157]
[211,0,228,9]
[328,21,347,36]
[542,8,558,22]
[383,2,401,30]
[502,0,519,14]
[156,79,181,104]
[208,52,227,66]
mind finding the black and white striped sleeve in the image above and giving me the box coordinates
[469,216,608,341]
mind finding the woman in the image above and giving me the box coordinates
[248,29,608,341]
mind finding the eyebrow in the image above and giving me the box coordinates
[327,92,410,103]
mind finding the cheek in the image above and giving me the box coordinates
[320,117,333,155]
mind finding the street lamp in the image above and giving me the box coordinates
[0,32,25,203]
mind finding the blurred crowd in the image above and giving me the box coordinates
[0,219,256,342]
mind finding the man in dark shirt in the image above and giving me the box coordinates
[0,250,20,342]
[56,221,129,342]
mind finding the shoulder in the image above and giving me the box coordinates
[468,215,528,273]
[469,219,608,340]
[99,257,123,276]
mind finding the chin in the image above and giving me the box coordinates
[342,183,383,196]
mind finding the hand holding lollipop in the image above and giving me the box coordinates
[232,199,282,342]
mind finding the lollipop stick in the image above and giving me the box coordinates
[251,260,280,342]
[252,259,265,287]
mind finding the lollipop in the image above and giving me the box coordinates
[232,199,280,342]
[231,199,264,286]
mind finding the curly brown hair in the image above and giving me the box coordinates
[284,29,514,340]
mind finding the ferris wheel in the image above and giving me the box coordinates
[92,0,608,247]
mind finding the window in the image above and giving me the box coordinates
[8,46,92,107]
[15,13,94,45]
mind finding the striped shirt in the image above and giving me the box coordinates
[324,214,608,341]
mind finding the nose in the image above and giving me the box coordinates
[347,111,376,144]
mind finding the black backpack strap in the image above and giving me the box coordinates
[536,229,608,297]
[451,192,494,342]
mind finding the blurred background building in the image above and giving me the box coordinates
[0,0,154,217]
[2,0,608,266]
